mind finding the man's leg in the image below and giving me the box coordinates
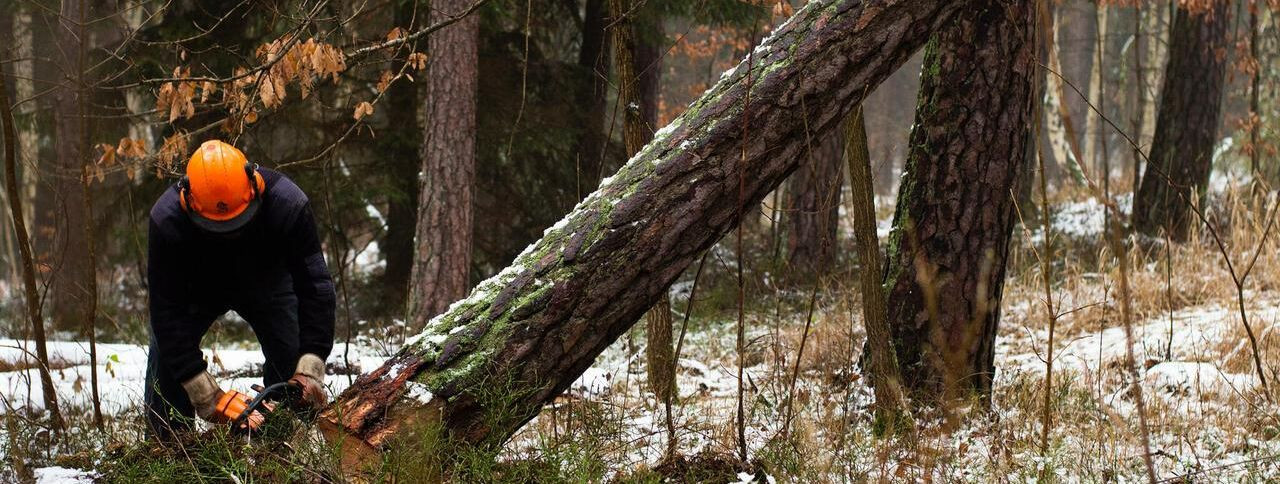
[145,307,221,440]
[237,289,301,386]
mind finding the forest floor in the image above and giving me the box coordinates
[4,179,1280,482]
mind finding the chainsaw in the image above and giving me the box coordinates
[227,380,315,435]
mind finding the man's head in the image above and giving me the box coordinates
[179,140,266,233]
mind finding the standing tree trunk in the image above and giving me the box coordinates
[1083,3,1107,179]
[46,0,95,332]
[408,0,479,327]
[576,0,614,186]
[1058,0,1096,156]
[1249,1,1262,181]
[882,0,1036,407]
[845,107,909,429]
[1,61,64,433]
[68,0,102,429]
[321,0,972,466]
[1132,1,1231,240]
[610,0,674,404]
[785,132,843,279]
[383,2,424,317]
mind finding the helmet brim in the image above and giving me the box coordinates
[190,197,261,234]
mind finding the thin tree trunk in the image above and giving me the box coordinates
[610,0,675,410]
[408,0,479,327]
[1141,1,1167,152]
[13,3,38,229]
[1250,0,1262,180]
[1131,2,1146,192]
[1059,0,1096,155]
[69,0,103,428]
[1132,1,1231,240]
[576,0,613,185]
[46,0,94,333]
[1045,7,1080,183]
[845,107,909,429]
[882,0,1037,407]
[383,1,424,317]
[786,132,842,280]
[321,0,970,464]
[1084,4,1107,179]
[1,62,64,433]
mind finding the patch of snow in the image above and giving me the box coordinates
[34,467,96,483]
[0,339,381,418]
[404,380,435,405]
[365,203,385,226]
[570,367,611,398]
[353,241,384,276]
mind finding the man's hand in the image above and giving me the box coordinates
[182,371,267,430]
[289,353,328,410]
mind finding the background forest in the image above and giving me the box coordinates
[2,0,1280,482]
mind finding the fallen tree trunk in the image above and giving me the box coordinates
[322,0,969,463]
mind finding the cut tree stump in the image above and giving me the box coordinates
[320,0,971,465]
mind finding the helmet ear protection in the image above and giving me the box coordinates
[178,162,265,215]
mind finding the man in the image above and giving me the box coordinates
[146,139,336,438]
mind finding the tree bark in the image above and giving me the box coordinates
[576,0,614,184]
[786,132,843,279]
[1132,1,1231,240]
[1058,0,1095,155]
[882,0,1036,406]
[382,1,424,316]
[845,107,909,428]
[408,0,479,327]
[44,0,95,332]
[611,0,674,404]
[321,0,971,463]
[1,56,64,433]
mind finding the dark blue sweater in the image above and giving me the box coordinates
[148,168,336,383]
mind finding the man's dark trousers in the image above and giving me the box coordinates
[144,290,300,439]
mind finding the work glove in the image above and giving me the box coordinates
[288,353,328,410]
[182,371,267,430]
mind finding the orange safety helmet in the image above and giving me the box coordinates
[179,140,266,233]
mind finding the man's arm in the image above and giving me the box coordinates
[286,203,337,361]
[148,218,208,384]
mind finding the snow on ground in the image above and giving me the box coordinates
[33,466,96,483]
[2,291,1277,480]
[0,339,389,417]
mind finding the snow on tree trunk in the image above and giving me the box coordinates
[321,0,971,462]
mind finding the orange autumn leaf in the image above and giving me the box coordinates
[353,101,374,121]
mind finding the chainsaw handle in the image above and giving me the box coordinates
[231,381,302,431]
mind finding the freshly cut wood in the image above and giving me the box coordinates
[321,0,970,461]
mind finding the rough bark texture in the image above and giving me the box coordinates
[1132,2,1231,240]
[408,0,479,327]
[786,133,843,278]
[845,108,908,426]
[611,0,675,403]
[322,0,970,460]
[382,2,424,316]
[882,0,1036,405]
[45,0,95,332]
